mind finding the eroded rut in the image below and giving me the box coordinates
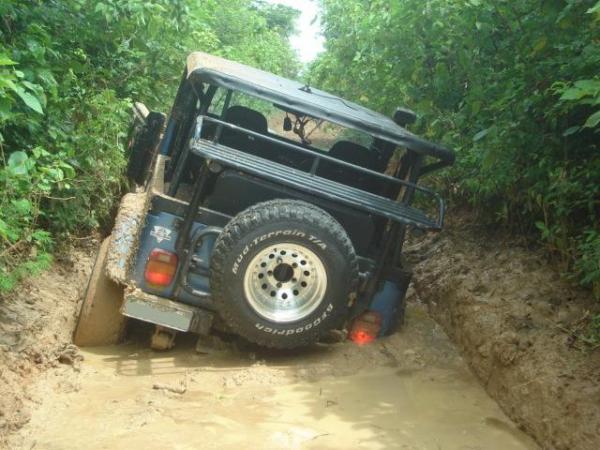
[2,222,598,449]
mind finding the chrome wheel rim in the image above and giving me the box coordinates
[243,242,327,323]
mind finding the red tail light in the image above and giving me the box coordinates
[144,249,178,287]
[349,311,382,345]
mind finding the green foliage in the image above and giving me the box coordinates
[312,0,600,298]
[584,313,600,349]
[252,1,302,38]
[574,230,600,299]
[0,0,299,293]
[0,147,65,290]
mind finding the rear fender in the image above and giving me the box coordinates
[106,193,148,284]
[106,155,168,284]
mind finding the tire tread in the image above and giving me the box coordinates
[211,199,358,348]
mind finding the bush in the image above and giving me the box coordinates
[0,0,299,292]
[311,0,600,298]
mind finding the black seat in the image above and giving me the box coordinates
[318,140,383,193]
[329,140,378,169]
[219,106,279,160]
[223,105,268,133]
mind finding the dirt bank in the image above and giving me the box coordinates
[409,218,600,450]
[0,242,95,445]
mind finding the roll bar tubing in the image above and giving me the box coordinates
[195,115,444,204]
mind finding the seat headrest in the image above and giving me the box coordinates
[329,140,375,168]
[224,105,268,134]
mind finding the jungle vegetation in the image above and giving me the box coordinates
[311,0,600,299]
[0,0,299,291]
[1,0,598,307]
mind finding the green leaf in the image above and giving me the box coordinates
[559,88,586,101]
[13,86,44,114]
[0,97,12,119]
[470,101,482,115]
[0,55,17,66]
[574,79,600,95]
[583,110,600,128]
[563,126,580,136]
[11,199,32,215]
[0,219,10,240]
[7,151,29,175]
[532,37,547,53]
[32,147,51,158]
[587,2,600,14]
[473,128,490,141]
[0,76,17,91]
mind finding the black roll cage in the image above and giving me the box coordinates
[169,114,446,228]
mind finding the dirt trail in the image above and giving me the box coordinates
[5,219,597,449]
[7,304,536,450]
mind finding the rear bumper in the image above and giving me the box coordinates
[122,288,213,334]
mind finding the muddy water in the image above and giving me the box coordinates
[13,305,538,449]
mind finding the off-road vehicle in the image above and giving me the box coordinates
[73,52,454,350]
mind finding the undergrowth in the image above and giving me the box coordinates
[311,0,600,301]
[0,0,299,292]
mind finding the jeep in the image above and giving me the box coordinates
[73,52,454,350]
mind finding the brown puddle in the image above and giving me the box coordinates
[11,305,538,449]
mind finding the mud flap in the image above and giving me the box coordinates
[73,238,126,347]
[369,267,412,336]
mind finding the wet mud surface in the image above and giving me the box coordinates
[2,220,598,449]
[7,306,536,450]
[0,245,95,444]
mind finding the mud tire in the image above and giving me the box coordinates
[210,199,358,349]
[73,237,126,347]
[126,105,165,186]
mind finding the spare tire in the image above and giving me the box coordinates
[210,199,358,348]
[126,105,165,186]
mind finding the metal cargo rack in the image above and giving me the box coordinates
[186,116,446,231]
